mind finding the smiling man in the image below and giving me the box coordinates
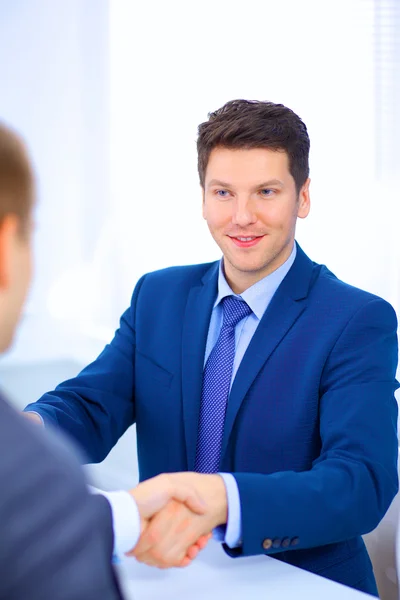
[202,146,309,293]
[24,100,399,596]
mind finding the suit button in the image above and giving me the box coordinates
[290,537,300,547]
[272,538,281,549]
[281,537,290,548]
[262,538,273,550]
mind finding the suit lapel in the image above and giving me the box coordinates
[220,244,316,462]
[181,263,219,470]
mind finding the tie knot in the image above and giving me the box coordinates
[221,295,252,329]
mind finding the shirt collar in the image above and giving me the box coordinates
[214,243,297,320]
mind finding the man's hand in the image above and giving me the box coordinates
[130,473,228,569]
[23,412,43,425]
[128,474,211,566]
[129,473,207,521]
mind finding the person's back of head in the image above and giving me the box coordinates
[0,123,34,353]
[197,99,310,195]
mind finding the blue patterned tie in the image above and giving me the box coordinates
[195,295,252,473]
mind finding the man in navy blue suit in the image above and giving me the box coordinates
[25,100,399,595]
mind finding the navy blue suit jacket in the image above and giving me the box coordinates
[26,244,399,595]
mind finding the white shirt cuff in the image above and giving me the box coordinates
[213,473,242,548]
[89,486,141,555]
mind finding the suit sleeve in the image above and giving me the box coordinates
[227,298,399,557]
[24,275,146,463]
[0,401,123,600]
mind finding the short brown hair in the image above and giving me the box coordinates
[0,122,34,235]
[197,99,310,194]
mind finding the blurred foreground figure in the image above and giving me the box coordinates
[0,123,207,600]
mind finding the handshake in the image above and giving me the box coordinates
[127,472,228,568]
[23,413,228,568]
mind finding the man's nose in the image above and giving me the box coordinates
[231,196,257,227]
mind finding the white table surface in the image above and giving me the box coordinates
[117,540,373,600]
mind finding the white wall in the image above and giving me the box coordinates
[0,0,398,368]
[0,0,111,365]
[109,0,400,320]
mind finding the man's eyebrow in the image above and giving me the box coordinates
[253,179,284,188]
[207,179,232,188]
[207,178,284,189]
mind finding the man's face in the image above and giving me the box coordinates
[202,147,310,293]
[0,214,33,352]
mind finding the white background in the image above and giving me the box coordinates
[0,5,398,596]
[0,0,398,366]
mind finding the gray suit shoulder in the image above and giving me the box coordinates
[0,396,121,600]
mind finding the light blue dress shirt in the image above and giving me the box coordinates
[211,244,297,548]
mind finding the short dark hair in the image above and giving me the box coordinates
[197,99,310,194]
[0,122,34,236]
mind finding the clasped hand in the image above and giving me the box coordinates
[127,472,228,569]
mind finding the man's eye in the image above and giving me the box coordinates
[260,189,274,196]
[216,190,230,198]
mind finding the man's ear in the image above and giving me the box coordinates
[297,178,311,219]
[201,187,206,219]
[0,214,19,289]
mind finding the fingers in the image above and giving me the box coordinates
[180,535,210,562]
[127,509,211,568]
[179,556,192,568]
[133,500,184,559]
[178,537,211,568]
[151,510,209,567]
[127,473,217,569]
[186,543,201,561]
[133,500,209,568]
[196,533,212,550]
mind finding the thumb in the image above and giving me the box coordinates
[170,485,207,515]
